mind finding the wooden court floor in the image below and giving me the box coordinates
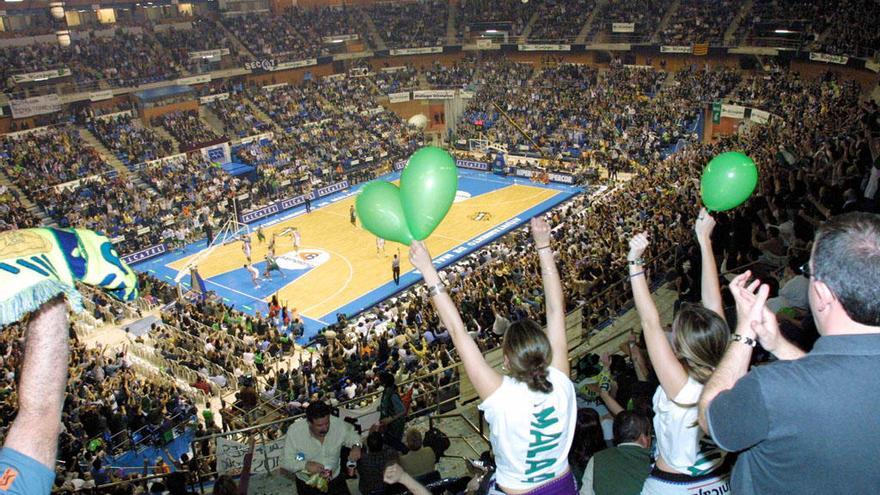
[169,183,559,321]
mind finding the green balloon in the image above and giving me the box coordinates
[400,146,459,240]
[700,152,758,212]
[355,181,414,245]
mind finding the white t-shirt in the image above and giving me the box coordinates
[652,377,725,476]
[479,366,577,491]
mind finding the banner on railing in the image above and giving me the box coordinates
[661,45,692,54]
[199,92,230,104]
[201,142,232,165]
[89,90,115,102]
[236,132,274,145]
[389,46,443,56]
[324,73,346,82]
[10,67,72,84]
[518,44,571,52]
[262,82,289,91]
[809,52,849,65]
[749,108,770,124]
[176,74,211,86]
[189,48,230,60]
[388,91,411,103]
[413,89,455,100]
[245,59,277,72]
[513,168,575,184]
[720,103,746,119]
[122,243,167,265]
[94,110,133,122]
[476,39,497,49]
[322,34,359,43]
[361,106,385,116]
[612,22,635,33]
[9,94,61,119]
[217,437,285,475]
[275,58,318,70]
[381,66,408,73]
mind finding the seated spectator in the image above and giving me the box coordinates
[358,431,399,495]
[398,428,436,479]
[580,411,652,495]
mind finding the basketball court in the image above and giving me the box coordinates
[133,169,583,340]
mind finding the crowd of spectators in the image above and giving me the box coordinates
[660,0,738,44]
[154,110,222,147]
[455,0,533,40]
[374,64,421,93]
[152,18,245,72]
[587,0,667,43]
[366,2,448,48]
[734,0,828,47]
[811,0,880,57]
[204,92,271,138]
[0,186,40,231]
[220,12,324,62]
[527,0,595,42]
[88,114,175,164]
[425,57,476,88]
[284,6,369,47]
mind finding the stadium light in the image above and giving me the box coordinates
[774,29,797,34]
[49,2,65,19]
[486,30,499,33]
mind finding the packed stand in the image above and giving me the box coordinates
[734,0,828,47]
[527,0,596,42]
[455,0,533,40]
[367,2,448,48]
[221,12,324,61]
[587,0,667,43]
[284,6,369,48]
[425,57,476,88]
[152,18,245,72]
[812,0,880,57]
[154,110,222,148]
[247,83,330,131]
[660,0,738,44]
[204,92,272,138]
[374,64,421,93]
[88,114,175,165]
[0,186,40,230]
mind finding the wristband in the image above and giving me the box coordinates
[629,271,645,280]
[731,333,757,348]
[628,258,645,266]
[536,244,551,251]
[427,282,447,297]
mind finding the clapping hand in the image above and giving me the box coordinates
[728,271,783,352]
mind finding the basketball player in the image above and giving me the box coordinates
[350,205,357,227]
[241,235,252,263]
[376,236,385,256]
[268,233,276,257]
[292,228,301,254]
[245,263,260,288]
[256,225,266,244]
[264,253,285,280]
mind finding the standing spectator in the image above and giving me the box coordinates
[392,250,401,286]
[699,212,880,494]
[374,372,407,453]
[580,411,652,495]
[409,217,578,494]
[280,402,363,495]
[398,428,437,479]
[357,431,398,495]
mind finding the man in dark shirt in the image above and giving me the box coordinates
[699,212,880,494]
[357,432,398,495]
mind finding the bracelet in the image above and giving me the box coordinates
[627,258,645,266]
[536,244,551,251]
[427,282,447,297]
[731,333,757,348]
[629,271,645,279]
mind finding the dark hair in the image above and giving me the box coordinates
[366,431,384,452]
[379,371,396,389]
[812,212,880,326]
[569,408,605,468]
[502,319,553,393]
[613,411,651,445]
[305,401,332,423]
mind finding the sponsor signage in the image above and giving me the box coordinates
[10,68,72,84]
[89,90,115,102]
[388,91,411,103]
[189,48,230,60]
[274,59,318,70]
[262,82,289,91]
[199,92,230,104]
[413,89,456,100]
[324,73,346,81]
[514,168,575,184]
[94,110,134,122]
[456,159,490,171]
[720,103,746,119]
[121,243,167,265]
[612,22,635,33]
[389,46,443,56]
[394,159,407,171]
[380,66,407,73]
[518,44,571,52]
[809,52,849,65]
[476,39,495,49]
[322,34,359,43]
[239,181,350,223]
[245,59,277,71]
[660,45,692,54]
[749,108,770,124]
[9,94,61,119]
[712,101,722,124]
[176,74,211,85]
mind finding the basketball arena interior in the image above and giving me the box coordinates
[0,0,878,493]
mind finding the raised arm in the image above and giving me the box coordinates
[3,296,70,469]
[530,216,569,375]
[409,241,502,400]
[695,208,726,320]
[628,233,688,399]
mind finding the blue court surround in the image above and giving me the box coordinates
[134,169,583,341]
